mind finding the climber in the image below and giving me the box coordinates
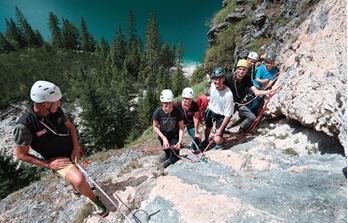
[201,67,234,150]
[153,89,185,168]
[247,53,280,114]
[246,51,259,82]
[174,87,202,154]
[13,80,108,217]
[225,59,276,133]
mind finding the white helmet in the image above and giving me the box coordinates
[182,87,194,99]
[30,80,62,103]
[247,52,259,61]
[160,89,174,102]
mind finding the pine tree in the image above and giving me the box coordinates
[176,41,184,64]
[4,18,26,49]
[0,152,40,199]
[96,37,110,60]
[62,18,80,50]
[34,30,44,47]
[125,9,143,81]
[138,12,162,128]
[157,65,171,91]
[145,12,160,78]
[159,43,176,70]
[0,32,15,53]
[80,16,96,52]
[107,28,126,73]
[190,65,206,85]
[15,7,41,47]
[48,12,63,48]
[171,63,186,96]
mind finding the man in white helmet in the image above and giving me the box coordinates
[246,51,259,82]
[153,89,185,168]
[13,80,108,217]
[174,87,201,153]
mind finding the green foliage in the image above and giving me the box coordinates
[283,148,299,156]
[4,18,26,49]
[211,0,237,26]
[48,12,63,48]
[0,32,15,53]
[15,7,43,47]
[62,18,80,50]
[80,16,96,52]
[96,37,109,60]
[190,65,206,86]
[247,37,272,52]
[171,64,186,97]
[0,152,41,199]
[204,19,250,71]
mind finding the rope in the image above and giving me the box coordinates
[75,163,160,223]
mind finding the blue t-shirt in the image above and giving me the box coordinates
[253,65,279,89]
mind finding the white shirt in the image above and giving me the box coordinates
[208,82,234,117]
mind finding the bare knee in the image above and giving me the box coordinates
[214,135,224,144]
[65,166,86,188]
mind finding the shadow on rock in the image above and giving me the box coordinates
[288,120,345,156]
[94,176,148,212]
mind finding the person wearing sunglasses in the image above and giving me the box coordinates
[253,53,279,90]
[14,80,108,217]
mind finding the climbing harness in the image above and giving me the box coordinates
[75,163,160,223]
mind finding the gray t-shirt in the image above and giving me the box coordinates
[13,123,32,146]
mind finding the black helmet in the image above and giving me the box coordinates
[265,53,276,63]
[211,67,225,78]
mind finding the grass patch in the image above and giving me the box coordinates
[276,133,289,140]
[247,37,272,52]
[283,148,298,156]
[90,148,126,164]
[306,144,319,154]
[212,0,237,26]
[119,159,143,175]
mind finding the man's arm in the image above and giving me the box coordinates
[193,111,201,140]
[65,118,82,162]
[215,116,230,137]
[16,145,71,170]
[153,119,170,148]
[251,86,275,96]
[16,145,49,168]
[175,120,185,150]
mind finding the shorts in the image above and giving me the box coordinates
[55,164,75,178]
[204,109,226,130]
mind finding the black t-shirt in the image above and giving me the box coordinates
[14,107,73,160]
[174,101,199,128]
[225,73,253,103]
[152,106,184,137]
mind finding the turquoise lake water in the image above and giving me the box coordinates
[0,0,221,64]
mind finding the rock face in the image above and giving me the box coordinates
[0,120,346,223]
[268,0,347,154]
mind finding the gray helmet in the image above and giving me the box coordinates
[265,53,276,63]
[211,67,225,78]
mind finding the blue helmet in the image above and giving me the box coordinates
[211,67,225,78]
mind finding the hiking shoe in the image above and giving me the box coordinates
[159,154,168,162]
[192,149,200,154]
[199,140,208,149]
[91,196,109,217]
[72,188,81,197]
[163,159,172,168]
[212,144,224,150]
